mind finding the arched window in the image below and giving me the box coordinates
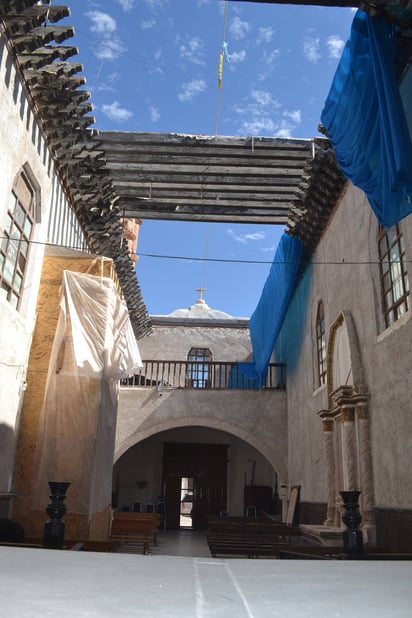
[0,166,38,310]
[186,348,212,388]
[378,224,409,328]
[316,301,327,387]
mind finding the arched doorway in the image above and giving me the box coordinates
[113,426,280,530]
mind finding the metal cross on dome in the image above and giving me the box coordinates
[195,286,207,302]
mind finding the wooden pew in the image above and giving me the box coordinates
[110,512,160,554]
[206,517,301,558]
[277,546,412,560]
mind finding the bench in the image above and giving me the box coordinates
[206,517,301,558]
[110,512,160,554]
[276,546,412,560]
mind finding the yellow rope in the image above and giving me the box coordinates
[215,1,228,136]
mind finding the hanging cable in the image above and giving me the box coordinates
[201,222,211,292]
[215,1,229,136]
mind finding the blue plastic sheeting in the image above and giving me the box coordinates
[321,10,412,228]
[228,363,266,389]
[231,233,302,385]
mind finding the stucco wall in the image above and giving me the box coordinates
[116,318,288,517]
[117,387,288,482]
[0,35,52,498]
[277,182,412,510]
[0,35,85,505]
[137,322,252,362]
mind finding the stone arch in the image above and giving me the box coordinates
[320,311,374,541]
[326,310,365,405]
[114,416,287,483]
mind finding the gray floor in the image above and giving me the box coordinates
[117,529,212,557]
[1,545,412,617]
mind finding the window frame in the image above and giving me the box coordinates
[377,224,409,328]
[316,300,327,387]
[186,347,212,389]
[0,166,39,310]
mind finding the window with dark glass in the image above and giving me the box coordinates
[378,224,409,328]
[316,301,327,387]
[186,348,212,388]
[0,170,35,309]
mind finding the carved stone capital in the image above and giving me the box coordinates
[341,406,355,422]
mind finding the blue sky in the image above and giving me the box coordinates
[66,0,355,317]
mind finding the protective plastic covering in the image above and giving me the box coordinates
[232,233,302,384]
[34,271,142,517]
[321,10,412,228]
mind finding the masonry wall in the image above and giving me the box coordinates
[276,182,412,549]
[0,33,88,518]
[0,34,55,514]
[116,319,288,517]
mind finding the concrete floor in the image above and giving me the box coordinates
[1,544,412,617]
[151,529,211,557]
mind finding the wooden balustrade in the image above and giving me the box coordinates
[121,361,286,391]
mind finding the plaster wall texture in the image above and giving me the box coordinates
[278,182,412,510]
[137,323,252,362]
[0,38,86,498]
[117,387,288,481]
[114,426,276,516]
[0,37,53,494]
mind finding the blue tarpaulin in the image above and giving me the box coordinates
[321,10,412,228]
[231,233,302,386]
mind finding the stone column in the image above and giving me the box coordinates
[319,412,335,527]
[342,406,357,491]
[357,399,375,538]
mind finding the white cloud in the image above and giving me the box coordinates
[227,229,266,244]
[327,35,345,59]
[233,91,301,137]
[86,11,116,35]
[304,37,321,63]
[257,48,281,81]
[142,20,156,29]
[101,101,133,122]
[95,38,126,60]
[251,90,281,108]
[245,232,266,241]
[234,90,281,135]
[143,0,168,8]
[178,79,207,102]
[229,50,246,64]
[257,27,273,45]
[116,0,135,11]
[283,110,301,124]
[229,16,251,40]
[179,37,206,65]
[86,11,125,60]
[150,106,160,122]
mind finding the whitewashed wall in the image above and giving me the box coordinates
[0,34,87,505]
[279,182,412,511]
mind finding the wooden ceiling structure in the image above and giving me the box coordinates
[1,0,411,335]
[97,132,337,226]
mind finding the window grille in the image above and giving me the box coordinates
[186,348,212,389]
[378,224,409,328]
[316,301,327,386]
[0,169,36,309]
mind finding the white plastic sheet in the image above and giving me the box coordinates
[34,271,142,516]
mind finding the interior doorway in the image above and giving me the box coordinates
[180,477,194,528]
[163,442,228,530]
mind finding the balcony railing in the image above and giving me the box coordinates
[121,361,286,391]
